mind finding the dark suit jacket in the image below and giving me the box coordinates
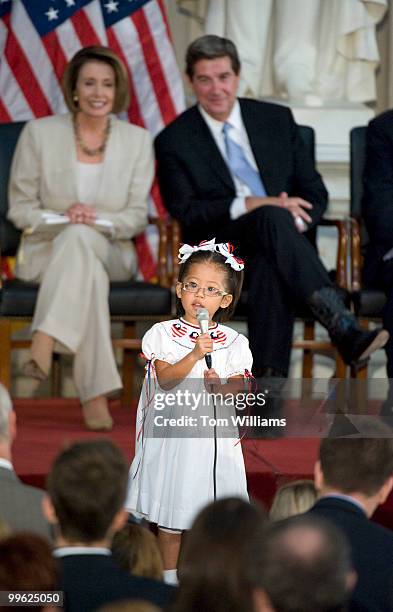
[363,110,393,272]
[0,466,52,539]
[155,98,327,245]
[309,497,393,612]
[58,553,175,611]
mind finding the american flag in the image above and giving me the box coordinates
[0,0,185,279]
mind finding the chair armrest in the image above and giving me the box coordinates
[349,217,362,292]
[147,216,170,288]
[319,217,352,290]
[170,218,181,286]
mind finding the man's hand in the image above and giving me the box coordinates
[66,203,97,225]
[245,192,313,232]
[278,191,312,230]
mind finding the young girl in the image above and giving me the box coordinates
[126,239,252,581]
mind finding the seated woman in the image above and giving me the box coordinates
[8,46,154,430]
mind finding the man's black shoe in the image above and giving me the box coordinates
[307,286,389,366]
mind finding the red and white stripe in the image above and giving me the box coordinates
[0,0,106,120]
[171,323,187,338]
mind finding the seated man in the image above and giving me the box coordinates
[155,34,387,377]
[363,110,393,411]
[309,420,393,611]
[0,384,52,539]
[43,440,175,612]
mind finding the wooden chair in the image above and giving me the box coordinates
[0,121,175,403]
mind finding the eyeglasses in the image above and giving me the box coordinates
[181,281,229,298]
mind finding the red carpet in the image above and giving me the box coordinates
[12,398,393,530]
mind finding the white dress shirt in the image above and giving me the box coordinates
[199,100,260,219]
[53,546,111,557]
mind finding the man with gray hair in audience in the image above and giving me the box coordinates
[0,383,51,538]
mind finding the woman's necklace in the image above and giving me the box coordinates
[73,115,111,157]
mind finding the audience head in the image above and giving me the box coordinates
[0,383,15,446]
[97,601,161,612]
[254,515,355,612]
[111,519,163,580]
[0,533,58,611]
[174,496,266,612]
[62,45,130,114]
[269,479,317,521]
[176,248,244,322]
[316,419,393,512]
[185,35,240,122]
[45,439,128,544]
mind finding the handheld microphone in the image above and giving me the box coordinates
[196,308,212,369]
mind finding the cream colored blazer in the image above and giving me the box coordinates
[8,113,154,275]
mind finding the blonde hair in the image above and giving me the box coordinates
[269,480,317,521]
[111,523,163,581]
[62,46,130,114]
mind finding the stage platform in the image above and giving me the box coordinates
[12,398,393,530]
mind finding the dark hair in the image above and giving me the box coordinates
[98,601,161,612]
[176,249,244,322]
[112,523,163,580]
[0,533,58,611]
[62,45,130,114]
[173,497,266,612]
[186,35,241,79]
[47,439,128,543]
[255,515,353,612]
[320,419,393,496]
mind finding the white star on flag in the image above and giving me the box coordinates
[104,1,118,12]
[45,7,59,20]
[65,0,76,6]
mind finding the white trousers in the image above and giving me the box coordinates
[18,225,136,402]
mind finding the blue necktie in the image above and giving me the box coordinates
[222,122,267,197]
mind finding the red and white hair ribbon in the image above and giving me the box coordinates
[178,238,244,271]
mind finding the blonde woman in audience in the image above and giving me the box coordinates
[112,521,164,581]
[269,479,317,521]
[8,45,153,430]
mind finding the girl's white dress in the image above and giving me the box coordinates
[126,318,253,530]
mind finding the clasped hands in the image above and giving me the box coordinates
[66,203,96,225]
[246,191,313,232]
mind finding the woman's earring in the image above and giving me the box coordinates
[73,93,78,103]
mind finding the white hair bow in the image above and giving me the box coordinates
[178,238,244,271]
